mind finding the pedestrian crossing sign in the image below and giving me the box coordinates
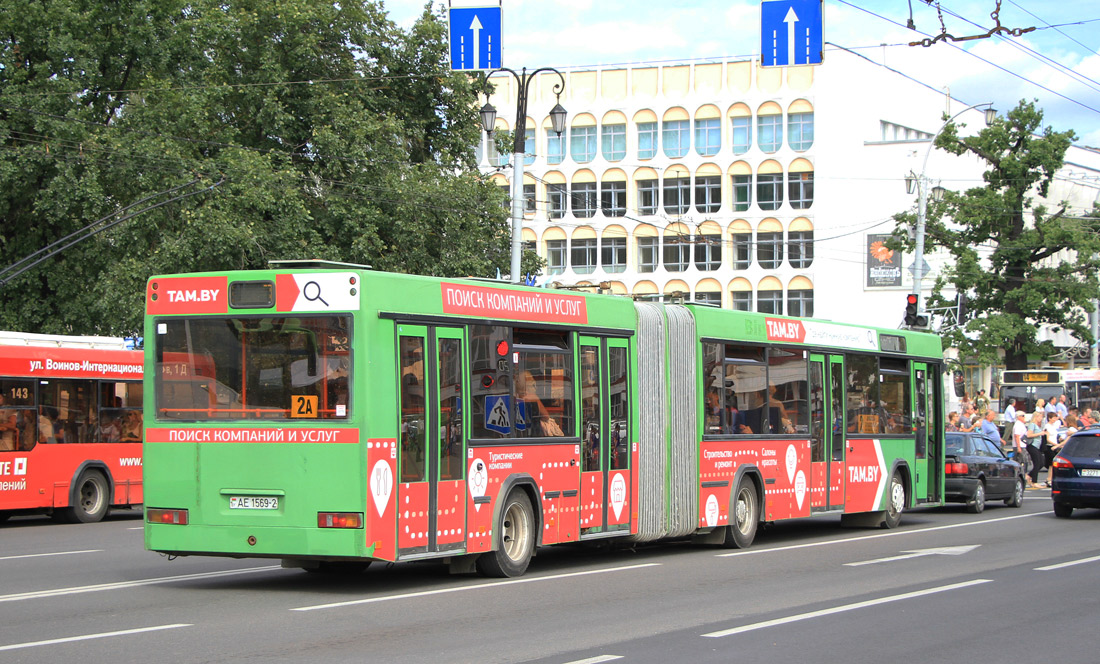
[485,394,511,435]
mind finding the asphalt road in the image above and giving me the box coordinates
[1,489,1096,664]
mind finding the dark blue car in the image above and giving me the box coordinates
[1050,431,1100,518]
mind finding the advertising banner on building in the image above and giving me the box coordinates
[866,234,903,288]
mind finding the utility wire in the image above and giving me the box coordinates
[0,177,224,287]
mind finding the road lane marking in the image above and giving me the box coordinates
[717,511,1050,558]
[1035,555,1100,571]
[292,562,662,612]
[0,549,102,562]
[845,544,980,567]
[562,656,623,664]
[0,566,280,603]
[701,579,992,637]
[0,624,191,652]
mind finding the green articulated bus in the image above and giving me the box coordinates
[143,261,945,577]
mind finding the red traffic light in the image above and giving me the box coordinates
[906,294,918,306]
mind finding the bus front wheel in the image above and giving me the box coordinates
[722,477,759,549]
[476,491,536,578]
[57,471,110,524]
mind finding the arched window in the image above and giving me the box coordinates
[788,100,814,152]
[757,276,783,315]
[787,276,814,317]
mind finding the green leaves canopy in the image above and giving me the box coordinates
[0,0,520,336]
[891,100,1100,369]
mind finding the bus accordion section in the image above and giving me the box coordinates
[142,264,945,576]
[0,333,144,524]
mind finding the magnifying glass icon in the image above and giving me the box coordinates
[303,281,329,306]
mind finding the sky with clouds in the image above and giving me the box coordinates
[383,0,1100,147]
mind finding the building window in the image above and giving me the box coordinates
[524,183,536,213]
[602,124,626,161]
[547,130,564,165]
[637,236,657,273]
[757,289,783,315]
[488,131,510,167]
[695,176,721,214]
[788,289,814,317]
[498,184,511,211]
[638,122,657,159]
[523,128,535,165]
[570,126,597,163]
[546,240,566,275]
[788,112,814,151]
[695,291,721,307]
[758,232,784,269]
[474,134,484,164]
[757,173,783,211]
[663,235,690,272]
[602,237,627,273]
[601,181,626,217]
[695,118,720,156]
[695,234,722,271]
[731,116,751,154]
[662,119,690,158]
[731,174,751,212]
[548,183,566,219]
[730,291,752,311]
[789,230,814,268]
[663,177,691,215]
[571,238,597,274]
[789,171,813,209]
[571,182,597,218]
[637,179,658,216]
[758,114,782,153]
[732,232,752,270]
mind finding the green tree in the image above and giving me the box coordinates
[891,100,1100,369]
[0,1,524,337]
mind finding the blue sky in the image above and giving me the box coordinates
[384,0,1100,146]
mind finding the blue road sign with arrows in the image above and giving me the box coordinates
[449,6,502,71]
[761,0,823,67]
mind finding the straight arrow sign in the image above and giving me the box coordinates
[785,7,798,70]
[845,545,980,567]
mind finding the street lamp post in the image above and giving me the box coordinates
[480,67,567,284]
[906,102,997,320]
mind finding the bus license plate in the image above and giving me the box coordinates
[230,496,279,510]
[1081,469,1100,477]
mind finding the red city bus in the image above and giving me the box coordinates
[0,332,144,523]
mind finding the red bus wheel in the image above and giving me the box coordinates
[58,471,110,524]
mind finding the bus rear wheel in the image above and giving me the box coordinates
[476,491,535,578]
[722,478,759,549]
[57,471,110,524]
[882,472,905,529]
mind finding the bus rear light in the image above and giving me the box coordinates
[147,508,189,525]
[945,462,969,475]
[318,512,363,529]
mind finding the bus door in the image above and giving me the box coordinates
[917,363,943,503]
[809,354,845,511]
[827,355,846,510]
[579,337,631,536]
[396,325,467,556]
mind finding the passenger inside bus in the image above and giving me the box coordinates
[0,394,16,451]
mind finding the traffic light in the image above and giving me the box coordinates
[904,294,928,327]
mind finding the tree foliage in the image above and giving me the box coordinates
[0,0,529,337]
[891,100,1100,369]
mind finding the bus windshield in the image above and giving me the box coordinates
[154,316,351,421]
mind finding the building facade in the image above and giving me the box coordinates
[477,49,1100,397]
